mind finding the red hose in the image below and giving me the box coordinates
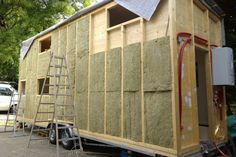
[194,35,208,47]
[213,143,228,157]
[177,32,192,130]
[177,32,192,38]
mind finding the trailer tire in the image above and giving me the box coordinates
[60,129,74,150]
[49,125,57,145]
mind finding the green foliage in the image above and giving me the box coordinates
[0,0,91,82]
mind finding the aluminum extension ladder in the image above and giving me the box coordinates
[27,52,83,157]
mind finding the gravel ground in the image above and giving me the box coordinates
[0,129,120,157]
[0,113,120,157]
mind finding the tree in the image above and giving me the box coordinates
[0,0,91,82]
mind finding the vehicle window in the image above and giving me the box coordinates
[0,87,12,96]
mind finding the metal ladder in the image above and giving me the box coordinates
[27,52,83,157]
[12,91,26,137]
[0,91,24,135]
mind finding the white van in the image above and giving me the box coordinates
[0,83,18,111]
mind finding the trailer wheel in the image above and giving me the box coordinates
[49,125,57,145]
[60,129,74,150]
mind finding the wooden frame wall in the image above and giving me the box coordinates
[18,0,225,156]
[82,1,175,156]
[171,0,226,156]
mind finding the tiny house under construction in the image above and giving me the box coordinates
[19,0,234,156]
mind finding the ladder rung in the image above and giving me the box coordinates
[47,74,68,77]
[58,126,77,129]
[56,104,74,107]
[35,120,52,123]
[42,94,72,96]
[58,137,78,142]
[41,94,51,96]
[30,137,48,141]
[37,112,54,114]
[41,94,71,96]
[32,128,51,132]
[40,102,54,105]
[5,119,14,121]
[45,84,69,87]
[5,125,14,127]
[57,94,72,96]
[50,65,67,68]
[56,115,75,117]
[48,94,72,96]
[53,56,64,59]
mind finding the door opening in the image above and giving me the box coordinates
[195,47,209,140]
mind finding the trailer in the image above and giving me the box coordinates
[18,0,234,156]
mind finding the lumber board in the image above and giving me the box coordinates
[193,3,208,39]
[91,10,106,54]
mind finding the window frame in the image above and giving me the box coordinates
[37,78,50,95]
[107,4,139,28]
[20,80,26,95]
[38,34,52,53]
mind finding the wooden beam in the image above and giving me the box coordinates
[38,33,52,42]
[121,25,124,137]
[74,21,78,127]
[104,8,108,134]
[169,0,180,151]
[87,14,92,131]
[140,18,145,142]
[190,0,199,145]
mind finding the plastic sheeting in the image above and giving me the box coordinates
[114,0,160,21]
[20,36,35,59]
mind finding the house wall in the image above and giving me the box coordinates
[18,0,224,156]
[19,0,174,155]
[75,0,174,153]
[172,0,225,155]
